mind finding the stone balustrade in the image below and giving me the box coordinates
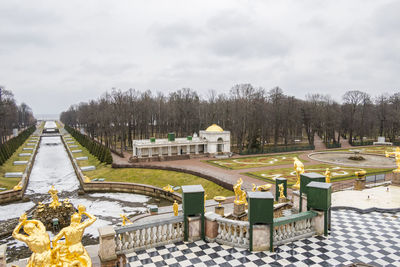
[215,216,250,249]
[273,211,317,246]
[114,215,184,255]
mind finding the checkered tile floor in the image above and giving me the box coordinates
[126,210,400,266]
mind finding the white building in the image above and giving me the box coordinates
[132,124,230,160]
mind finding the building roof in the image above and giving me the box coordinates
[205,124,224,132]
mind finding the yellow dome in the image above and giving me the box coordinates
[206,124,224,132]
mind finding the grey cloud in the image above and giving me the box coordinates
[150,22,203,48]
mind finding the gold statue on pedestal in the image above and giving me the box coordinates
[162,184,174,193]
[120,214,132,226]
[173,200,179,216]
[233,178,247,205]
[52,205,96,266]
[278,183,285,199]
[386,147,400,173]
[48,186,61,209]
[252,183,272,192]
[12,213,52,267]
[324,168,331,183]
[83,176,91,183]
[292,157,304,190]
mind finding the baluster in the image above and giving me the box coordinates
[291,223,296,238]
[140,229,145,247]
[162,224,167,241]
[306,219,311,233]
[133,230,138,248]
[244,226,249,246]
[224,223,229,242]
[239,225,244,245]
[128,232,134,249]
[232,224,237,243]
[217,222,222,239]
[144,227,149,246]
[173,223,177,239]
[115,235,122,251]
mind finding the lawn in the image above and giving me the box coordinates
[64,135,233,198]
[244,164,391,186]
[205,153,307,170]
[331,146,397,156]
[0,137,37,190]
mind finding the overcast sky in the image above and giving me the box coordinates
[1,0,399,116]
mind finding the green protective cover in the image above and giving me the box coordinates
[187,136,192,140]
[248,191,274,224]
[300,172,326,195]
[150,137,156,143]
[306,181,332,211]
[275,178,287,201]
[168,133,175,142]
[182,185,205,240]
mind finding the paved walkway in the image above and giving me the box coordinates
[125,209,400,267]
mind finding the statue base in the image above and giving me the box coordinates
[354,178,366,190]
[278,197,287,203]
[233,203,246,217]
[215,206,224,216]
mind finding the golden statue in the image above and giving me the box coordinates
[252,183,272,192]
[173,200,179,216]
[163,184,174,193]
[386,147,400,173]
[13,181,22,191]
[355,170,367,178]
[292,157,304,190]
[52,205,96,266]
[63,198,72,208]
[324,168,331,183]
[278,183,285,199]
[12,213,52,267]
[37,202,45,213]
[233,178,247,205]
[120,214,132,226]
[48,186,61,209]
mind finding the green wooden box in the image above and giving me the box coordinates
[275,178,287,201]
[182,185,205,240]
[306,181,332,211]
[187,136,192,141]
[248,191,274,224]
[168,133,175,142]
[150,137,156,143]
[300,172,326,195]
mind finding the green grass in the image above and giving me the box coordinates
[65,135,233,198]
[244,164,391,186]
[330,146,395,155]
[204,153,307,170]
[0,138,37,189]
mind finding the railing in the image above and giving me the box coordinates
[114,215,184,254]
[216,217,250,249]
[273,211,317,246]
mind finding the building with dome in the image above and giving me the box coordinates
[131,124,230,161]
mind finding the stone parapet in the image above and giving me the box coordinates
[98,226,117,262]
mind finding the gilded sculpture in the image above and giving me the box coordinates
[385,147,400,173]
[233,178,247,205]
[252,183,272,192]
[12,213,53,267]
[48,185,61,209]
[52,204,97,266]
[173,200,179,216]
[13,181,22,191]
[278,183,285,199]
[292,157,304,190]
[162,184,174,193]
[324,168,331,183]
[120,214,132,226]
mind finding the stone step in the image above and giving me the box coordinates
[67,141,75,144]
[19,153,32,157]
[13,161,28,165]
[4,172,23,178]
[72,150,82,153]
[81,166,96,171]
[23,148,33,151]
[69,145,78,148]
[76,157,88,161]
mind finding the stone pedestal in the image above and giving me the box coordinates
[98,226,117,262]
[354,178,366,190]
[233,203,246,217]
[215,206,224,216]
[188,215,201,242]
[313,210,325,235]
[205,212,220,242]
[278,197,286,203]
[292,191,307,212]
[252,224,270,251]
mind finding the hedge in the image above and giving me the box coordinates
[352,140,373,146]
[325,142,341,149]
[0,125,36,166]
[64,125,113,164]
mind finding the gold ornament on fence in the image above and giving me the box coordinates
[385,147,400,173]
[120,214,133,226]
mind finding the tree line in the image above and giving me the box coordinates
[0,87,36,145]
[60,85,400,154]
[0,126,36,165]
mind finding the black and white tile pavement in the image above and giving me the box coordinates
[126,210,400,266]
